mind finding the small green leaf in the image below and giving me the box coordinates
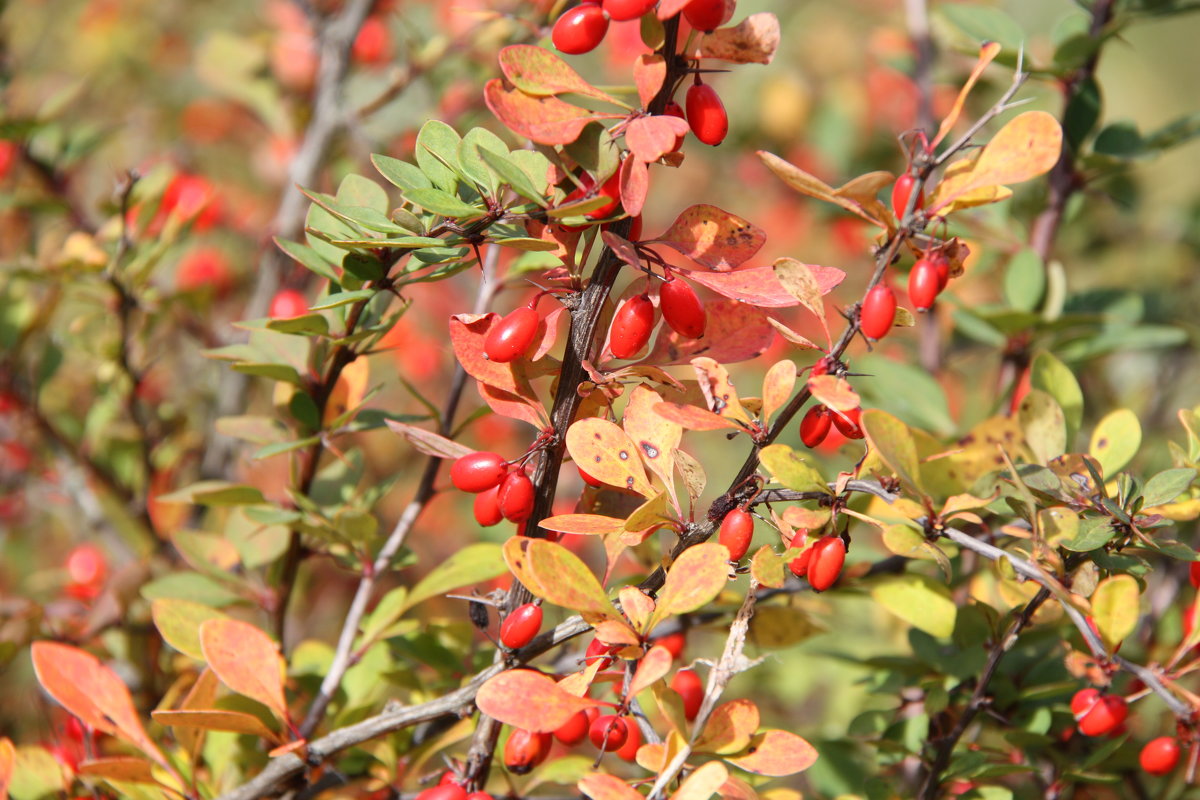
[404,188,485,219]
[1031,352,1083,443]
[1062,516,1116,552]
[405,543,509,612]
[1142,468,1196,507]
[275,237,339,283]
[1089,409,1141,476]
[870,574,957,638]
[458,127,509,196]
[372,153,433,194]
[758,444,828,493]
[310,289,376,310]
[231,362,304,386]
[265,314,328,336]
[158,481,266,506]
[479,147,549,206]
[415,120,464,192]
[1091,574,1139,650]
[1003,249,1045,313]
[151,599,230,660]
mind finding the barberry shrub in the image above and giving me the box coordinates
[1,2,1200,800]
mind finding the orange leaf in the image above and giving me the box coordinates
[618,585,657,632]
[772,258,830,346]
[717,775,759,800]
[30,642,168,768]
[765,316,821,350]
[807,374,860,413]
[566,417,656,497]
[930,42,1003,150]
[498,45,623,106]
[626,115,689,163]
[633,54,667,108]
[539,514,626,535]
[484,79,615,146]
[649,205,765,271]
[671,761,729,800]
[645,301,775,367]
[76,757,157,783]
[623,385,682,491]
[700,12,780,65]
[480,383,549,430]
[323,355,368,425]
[620,156,650,218]
[654,401,743,432]
[761,360,797,424]
[724,729,818,776]
[694,699,760,754]
[505,537,620,619]
[579,772,645,800]
[151,710,281,742]
[650,542,730,628]
[476,669,598,733]
[628,645,674,697]
[757,151,886,225]
[199,619,289,721]
[0,737,13,800]
[692,357,754,427]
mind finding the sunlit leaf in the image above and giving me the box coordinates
[724,729,818,776]
[199,619,289,720]
[649,205,766,271]
[566,417,656,497]
[1090,574,1139,651]
[477,669,597,733]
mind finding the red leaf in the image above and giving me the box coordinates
[30,642,168,768]
[633,54,667,107]
[0,738,14,800]
[649,205,765,271]
[498,45,623,106]
[625,116,689,163]
[476,669,597,733]
[601,230,642,269]
[619,156,650,218]
[199,619,289,721]
[481,383,550,430]
[484,79,615,146]
[724,729,818,776]
[643,300,774,366]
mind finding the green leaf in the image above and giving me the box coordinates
[479,147,549,206]
[231,362,304,386]
[1142,468,1196,507]
[1089,409,1141,476]
[141,572,244,607]
[275,237,339,283]
[1031,352,1083,443]
[1062,516,1116,552]
[855,355,954,436]
[151,598,230,660]
[1093,121,1143,158]
[342,252,385,281]
[265,314,328,336]
[458,127,509,196]
[254,437,319,460]
[404,543,508,612]
[939,4,1025,51]
[1063,76,1102,152]
[1090,574,1139,650]
[336,173,389,214]
[758,444,829,493]
[404,187,485,219]
[492,237,559,252]
[1143,111,1200,152]
[1003,249,1045,313]
[415,119,464,192]
[870,575,957,638]
[311,289,376,310]
[861,409,923,495]
[371,153,433,194]
[158,481,266,506]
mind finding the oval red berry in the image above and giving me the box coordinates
[908,258,941,312]
[670,669,704,721]
[808,536,846,592]
[485,307,539,363]
[587,169,622,220]
[860,284,897,340]
[602,0,655,22]
[788,546,813,578]
[552,4,610,55]
[685,82,729,146]
[589,714,629,750]
[891,173,925,220]
[450,451,507,493]
[555,706,598,746]
[832,406,864,439]
[659,277,706,339]
[499,603,543,650]
[1140,736,1180,775]
[615,719,641,761]
[498,471,535,522]
[473,486,503,527]
[610,293,656,359]
[504,729,552,774]
[416,786,466,800]
[800,404,832,448]
[719,507,753,561]
[269,288,308,319]
[1072,689,1127,737]
[683,0,727,31]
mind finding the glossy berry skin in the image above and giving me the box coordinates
[683,0,727,31]
[587,169,622,220]
[415,786,467,800]
[1140,736,1181,775]
[832,406,864,439]
[610,294,656,359]
[891,173,925,220]
[808,536,846,592]
[788,547,813,579]
[931,254,950,291]
[500,603,543,650]
[860,284,897,339]
[473,486,503,527]
[498,471,535,522]
[269,288,308,319]
[589,714,629,751]
[685,82,729,146]
[602,0,656,22]
[467,794,493,800]
[908,258,941,312]
[1071,689,1128,737]
[671,669,704,720]
[552,4,610,54]
[504,729,552,774]
[485,307,539,363]
[659,277,706,339]
[450,451,508,493]
[799,404,832,448]
[555,706,599,746]
[585,636,619,669]
[615,719,641,761]
[1189,561,1200,589]
[719,507,753,561]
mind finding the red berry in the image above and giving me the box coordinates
[555,706,599,746]
[788,547,813,579]
[589,714,629,751]
[269,289,308,319]
[602,0,655,22]
[473,486,504,527]
[908,258,941,312]
[552,4,610,54]
[683,0,727,31]
[176,247,234,296]
[671,669,704,720]
[587,169,622,220]
[832,406,864,439]
[860,284,897,339]
[1071,689,1127,737]
[659,276,706,339]
[504,728,552,774]
[66,544,108,588]
[467,794,493,800]
[609,293,656,359]
[891,172,925,220]
[718,507,753,561]
[1140,736,1181,776]
[811,356,835,377]
[579,465,603,487]
[651,631,686,658]
[437,771,461,786]
[615,718,641,761]
[808,536,846,592]
[1189,562,1200,589]
[498,470,535,522]
[685,82,728,146]
[485,306,540,363]
[799,404,832,448]
[450,451,508,493]
[500,603,543,650]
[931,253,950,291]
[352,16,391,65]
[416,786,467,800]
[585,636,619,668]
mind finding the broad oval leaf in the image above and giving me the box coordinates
[199,619,288,720]
[566,417,655,497]
[653,543,730,624]
[759,444,827,494]
[485,79,614,146]
[1089,408,1141,477]
[579,772,645,800]
[628,645,674,697]
[671,761,729,800]
[694,699,760,754]
[540,514,626,535]
[724,729,818,776]
[505,537,619,619]
[699,12,780,65]
[649,205,765,271]
[152,709,280,741]
[498,45,623,106]
[1090,574,1139,651]
[477,669,597,733]
[151,598,230,661]
[405,542,509,611]
[861,409,923,495]
[870,574,957,638]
